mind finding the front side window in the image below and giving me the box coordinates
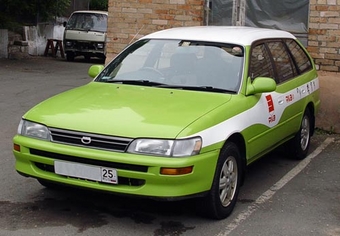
[249,43,275,80]
[96,39,244,93]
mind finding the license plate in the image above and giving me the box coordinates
[54,160,118,184]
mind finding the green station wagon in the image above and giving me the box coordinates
[13,26,320,219]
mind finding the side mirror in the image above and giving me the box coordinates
[246,77,276,95]
[63,21,67,27]
[88,65,104,78]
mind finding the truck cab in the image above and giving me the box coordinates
[63,10,108,61]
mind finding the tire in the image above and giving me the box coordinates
[196,142,242,220]
[66,52,75,61]
[84,55,91,62]
[288,109,312,160]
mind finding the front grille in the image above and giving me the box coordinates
[49,128,132,152]
[68,41,104,51]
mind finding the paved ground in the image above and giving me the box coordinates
[0,56,339,236]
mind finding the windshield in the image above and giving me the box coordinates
[96,39,244,93]
[66,13,107,32]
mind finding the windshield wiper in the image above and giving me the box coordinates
[157,85,236,93]
[101,80,236,93]
[102,79,167,86]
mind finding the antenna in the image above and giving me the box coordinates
[129,25,145,45]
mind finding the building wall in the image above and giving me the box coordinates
[106,0,204,62]
[308,0,340,72]
[308,0,340,133]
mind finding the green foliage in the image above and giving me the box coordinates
[0,0,71,29]
[0,15,22,32]
[37,0,72,20]
[89,0,108,11]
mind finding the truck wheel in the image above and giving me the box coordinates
[66,52,75,61]
[196,142,242,219]
[84,55,91,61]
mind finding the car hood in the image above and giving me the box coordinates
[24,82,232,138]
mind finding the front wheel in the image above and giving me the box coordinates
[84,55,91,62]
[66,52,75,61]
[196,142,242,219]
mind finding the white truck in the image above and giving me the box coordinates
[63,10,108,61]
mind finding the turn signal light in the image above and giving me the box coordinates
[13,143,21,152]
[160,166,193,175]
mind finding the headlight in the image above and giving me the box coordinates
[65,41,72,47]
[97,43,104,49]
[18,119,50,140]
[127,137,202,157]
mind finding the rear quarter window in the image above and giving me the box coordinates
[285,39,313,74]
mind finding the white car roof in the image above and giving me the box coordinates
[142,26,296,46]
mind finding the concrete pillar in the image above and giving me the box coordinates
[0,29,8,58]
[232,0,246,26]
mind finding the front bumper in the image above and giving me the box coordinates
[13,135,219,199]
[64,40,105,56]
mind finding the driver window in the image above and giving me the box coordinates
[250,44,275,81]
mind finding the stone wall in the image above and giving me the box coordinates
[106,0,204,62]
[308,0,340,72]
[309,0,340,133]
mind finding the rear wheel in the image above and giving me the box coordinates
[196,142,242,219]
[288,109,312,160]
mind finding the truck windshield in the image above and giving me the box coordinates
[66,13,107,32]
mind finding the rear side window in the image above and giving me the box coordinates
[285,39,313,73]
[249,38,313,85]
